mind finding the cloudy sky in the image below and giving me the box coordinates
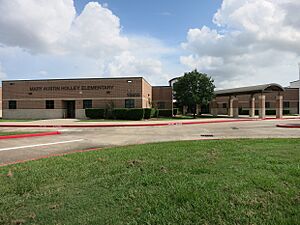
[0,0,299,88]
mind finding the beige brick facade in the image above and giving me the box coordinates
[2,77,172,119]
[152,86,173,109]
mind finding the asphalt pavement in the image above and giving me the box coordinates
[0,118,299,165]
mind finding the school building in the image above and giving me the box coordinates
[1,76,299,119]
[1,77,172,119]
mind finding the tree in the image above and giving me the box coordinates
[173,70,215,117]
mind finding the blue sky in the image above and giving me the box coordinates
[74,0,222,44]
[0,0,299,88]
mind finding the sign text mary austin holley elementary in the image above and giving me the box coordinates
[29,85,115,92]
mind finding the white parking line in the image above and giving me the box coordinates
[0,139,84,152]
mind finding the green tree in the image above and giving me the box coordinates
[173,70,215,117]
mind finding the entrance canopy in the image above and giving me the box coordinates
[215,83,284,96]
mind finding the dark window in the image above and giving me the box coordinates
[125,99,135,108]
[223,103,227,108]
[9,100,17,109]
[283,101,290,108]
[46,100,54,109]
[83,100,92,109]
[157,102,165,109]
[265,102,271,108]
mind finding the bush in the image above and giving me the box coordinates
[266,110,276,115]
[113,108,128,120]
[283,110,290,115]
[85,108,105,119]
[144,108,152,119]
[126,108,145,120]
[173,108,178,115]
[151,108,158,118]
[158,109,173,117]
[112,108,145,120]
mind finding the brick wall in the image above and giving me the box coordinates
[152,86,172,109]
[2,77,147,110]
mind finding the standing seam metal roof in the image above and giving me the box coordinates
[215,83,284,96]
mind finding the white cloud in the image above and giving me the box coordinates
[0,0,172,84]
[0,0,75,53]
[181,0,300,88]
[105,51,169,84]
[59,2,129,58]
[0,63,7,80]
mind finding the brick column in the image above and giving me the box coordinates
[228,96,234,117]
[249,95,255,118]
[258,94,266,119]
[232,97,239,118]
[211,99,218,116]
[276,94,283,118]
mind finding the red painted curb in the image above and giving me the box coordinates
[0,131,61,140]
[276,124,300,128]
[0,119,258,128]
[0,117,299,128]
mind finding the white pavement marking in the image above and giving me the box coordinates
[0,139,84,152]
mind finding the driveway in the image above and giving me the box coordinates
[0,119,299,165]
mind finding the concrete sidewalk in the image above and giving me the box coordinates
[0,116,299,128]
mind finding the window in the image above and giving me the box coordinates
[283,101,290,108]
[46,100,54,109]
[265,102,271,108]
[9,100,16,109]
[223,103,227,109]
[125,99,135,108]
[157,102,165,109]
[83,100,92,109]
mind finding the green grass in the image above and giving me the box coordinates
[0,132,39,136]
[0,139,299,224]
[0,119,37,122]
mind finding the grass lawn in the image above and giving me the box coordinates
[0,119,37,122]
[0,139,299,224]
[0,131,40,136]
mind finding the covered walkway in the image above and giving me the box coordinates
[213,83,285,119]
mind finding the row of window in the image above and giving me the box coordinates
[8,100,136,109]
[221,102,291,109]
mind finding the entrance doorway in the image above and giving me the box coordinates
[64,101,76,118]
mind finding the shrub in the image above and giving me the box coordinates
[283,110,290,115]
[173,108,178,115]
[151,108,158,118]
[85,108,105,119]
[239,109,249,115]
[158,109,173,117]
[266,110,276,115]
[144,108,152,119]
[126,108,145,120]
[113,108,128,120]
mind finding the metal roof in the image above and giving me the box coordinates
[215,83,284,96]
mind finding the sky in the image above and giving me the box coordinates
[0,0,299,88]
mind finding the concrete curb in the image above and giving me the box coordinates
[0,131,61,140]
[0,119,262,128]
[0,117,299,128]
[276,124,300,128]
